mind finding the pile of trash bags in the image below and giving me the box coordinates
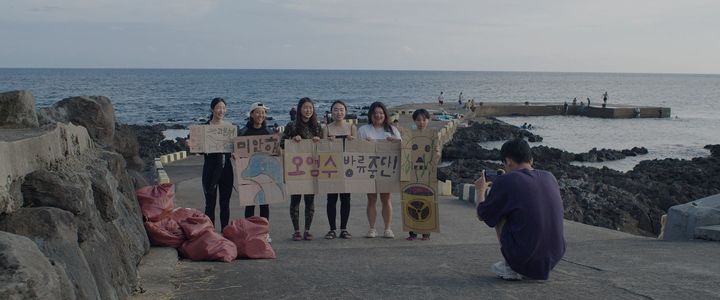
[136,184,276,262]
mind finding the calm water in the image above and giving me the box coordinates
[2,68,719,170]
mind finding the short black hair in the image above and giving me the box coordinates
[500,138,532,164]
[412,109,430,121]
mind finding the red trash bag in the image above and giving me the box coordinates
[179,215,215,240]
[223,217,276,259]
[144,218,186,248]
[179,229,237,262]
[136,183,175,222]
[171,207,204,222]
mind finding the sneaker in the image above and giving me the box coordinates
[325,230,337,239]
[267,233,272,243]
[303,231,313,241]
[339,230,352,239]
[492,261,523,280]
[421,234,430,241]
[292,232,302,241]
[366,228,377,238]
[383,229,395,239]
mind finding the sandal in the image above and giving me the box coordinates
[325,230,337,239]
[406,236,417,241]
[292,232,302,241]
[421,234,431,240]
[339,230,352,239]
[303,231,313,241]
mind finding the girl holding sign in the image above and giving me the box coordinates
[239,102,275,240]
[282,97,323,241]
[358,101,402,239]
[201,97,234,230]
[406,108,439,241]
[323,100,357,239]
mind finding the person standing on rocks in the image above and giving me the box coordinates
[201,97,234,230]
[458,91,464,106]
[239,102,276,241]
[282,97,323,241]
[586,97,591,107]
[437,91,444,106]
[323,100,357,240]
[474,138,565,280]
[358,101,402,239]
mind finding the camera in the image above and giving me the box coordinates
[484,169,499,182]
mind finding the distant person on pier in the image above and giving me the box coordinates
[458,91,464,105]
[603,91,608,105]
[289,106,297,121]
[563,102,568,115]
[572,97,577,105]
[586,97,591,107]
[437,91,444,106]
[474,139,566,280]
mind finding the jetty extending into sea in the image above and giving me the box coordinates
[391,101,671,119]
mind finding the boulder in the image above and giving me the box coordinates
[37,96,116,148]
[0,231,70,300]
[21,169,95,216]
[114,124,144,171]
[663,193,720,241]
[0,207,101,299]
[0,90,39,129]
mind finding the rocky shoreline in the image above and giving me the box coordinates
[439,119,720,237]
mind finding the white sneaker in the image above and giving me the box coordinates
[366,228,377,238]
[492,260,523,280]
[383,229,395,239]
[266,233,272,243]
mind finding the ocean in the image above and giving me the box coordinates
[2,68,719,171]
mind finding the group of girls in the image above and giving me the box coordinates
[201,96,435,242]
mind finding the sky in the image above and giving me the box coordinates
[1,0,719,74]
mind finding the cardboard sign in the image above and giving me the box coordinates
[374,141,402,193]
[233,134,280,158]
[343,139,377,193]
[189,124,237,153]
[283,139,317,195]
[401,182,440,233]
[400,129,439,184]
[316,140,345,194]
[235,154,285,206]
[400,129,440,233]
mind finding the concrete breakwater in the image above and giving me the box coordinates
[392,101,671,119]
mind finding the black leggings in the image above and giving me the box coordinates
[290,194,315,231]
[245,205,270,220]
[327,193,350,231]
[202,155,233,230]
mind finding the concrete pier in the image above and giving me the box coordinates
[391,102,671,119]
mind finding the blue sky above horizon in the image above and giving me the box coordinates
[1,0,719,74]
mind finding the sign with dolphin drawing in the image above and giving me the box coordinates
[233,134,285,206]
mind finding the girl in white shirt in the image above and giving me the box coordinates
[357,101,401,238]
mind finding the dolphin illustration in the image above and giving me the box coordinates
[241,153,285,205]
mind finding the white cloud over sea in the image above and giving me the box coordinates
[1,0,719,73]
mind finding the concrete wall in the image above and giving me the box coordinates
[0,123,94,214]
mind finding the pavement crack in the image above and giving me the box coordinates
[560,258,605,271]
[609,283,655,300]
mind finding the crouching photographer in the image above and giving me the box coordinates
[474,138,566,280]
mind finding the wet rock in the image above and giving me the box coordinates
[451,121,543,143]
[0,90,39,129]
[0,231,70,300]
[705,144,720,157]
